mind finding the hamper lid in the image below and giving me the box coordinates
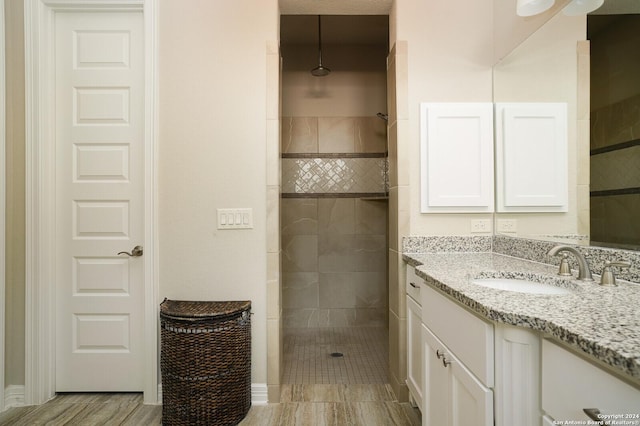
[160,298,251,320]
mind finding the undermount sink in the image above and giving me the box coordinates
[471,278,572,295]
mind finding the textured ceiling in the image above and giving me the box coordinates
[279,0,393,15]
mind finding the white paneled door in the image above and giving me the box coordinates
[55,11,145,391]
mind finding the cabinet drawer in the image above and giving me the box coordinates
[421,284,494,387]
[542,339,640,421]
[406,265,422,304]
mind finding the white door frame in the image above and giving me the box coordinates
[24,0,159,405]
[0,0,6,412]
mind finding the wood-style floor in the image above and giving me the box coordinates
[0,384,421,425]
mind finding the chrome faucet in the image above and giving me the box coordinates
[547,245,594,282]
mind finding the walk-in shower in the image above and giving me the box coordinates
[280,14,390,385]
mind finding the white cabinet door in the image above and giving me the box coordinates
[449,355,494,426]
[495,102,568,212]
[423,324,449,426]
[407,295,423,410]
[422,324,493,426]
[420,103,494,213]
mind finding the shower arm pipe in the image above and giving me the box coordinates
[316,16,324,67]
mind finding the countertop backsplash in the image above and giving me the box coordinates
[403,234,640,284]
[402,235,492,254]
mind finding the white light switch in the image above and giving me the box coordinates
[217,208,253,229]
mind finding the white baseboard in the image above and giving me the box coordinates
[156,383,268,406]
[4,385,25,410]
[251,383,268,405]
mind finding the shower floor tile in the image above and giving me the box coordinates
[282,327,389,384]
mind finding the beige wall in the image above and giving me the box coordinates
[5,0,26,388]
[158,0,279,385]
[386,38,409,401]
[492,0,572,64]
[395,0,494,237]
[493,12,587,236]
[387,0,495,401]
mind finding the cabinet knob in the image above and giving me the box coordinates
[442,356,452,367]
[436,349,444,359]
[409,282,419,289]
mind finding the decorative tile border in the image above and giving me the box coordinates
[282,157,388,195]
[282,152,387,159]
[281,192,387,199]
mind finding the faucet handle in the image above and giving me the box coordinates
[600,260,631,287]
[557,253,573,276]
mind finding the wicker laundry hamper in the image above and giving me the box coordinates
[160,298,251,426]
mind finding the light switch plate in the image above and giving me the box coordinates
[217,208,253,229]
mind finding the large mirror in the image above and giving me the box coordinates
[493,0,640,250]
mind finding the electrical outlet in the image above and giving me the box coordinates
[497,219,517,233]
[471,219,491,233]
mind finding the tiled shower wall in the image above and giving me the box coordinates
[590,93,640,246]
[281,117,388,197]
[590,94,640,247]
[281,116,388,327]
[282,117,386,154]
[590,15,640,247]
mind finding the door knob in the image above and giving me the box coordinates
[118,245,143,257]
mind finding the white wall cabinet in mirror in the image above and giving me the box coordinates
[495,102,568,212]
[420,103,494,213]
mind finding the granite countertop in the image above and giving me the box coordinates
[403,251,640,383]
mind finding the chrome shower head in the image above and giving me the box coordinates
[311,64,331,77]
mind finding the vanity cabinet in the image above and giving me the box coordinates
[405,259,640,426]
[542,339,640,422]
[406,266,424,410]
[420,283,494,426]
